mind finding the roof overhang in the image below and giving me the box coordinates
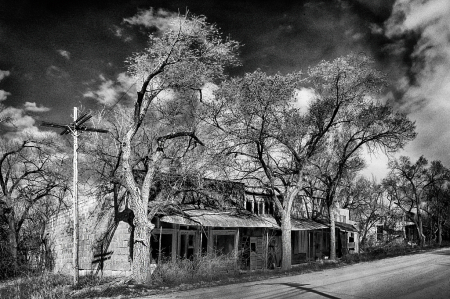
[291,218,329,231]
[160,209,330,231]
[334,221,358,232]
[160,209,279,228]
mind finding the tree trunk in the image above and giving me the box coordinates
[280,213,292,270]
[417,215,425,247]
[438,219,442,246]
[132,220,153,284]
[7,212,18,272]
[330,206,336,260]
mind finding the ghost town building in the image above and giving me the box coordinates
[45,173,358,276]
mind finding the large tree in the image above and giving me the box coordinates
[207,54,415,267]
[107,13,240,283]
[305,96,416,258]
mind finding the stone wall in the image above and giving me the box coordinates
[46,193,132,276]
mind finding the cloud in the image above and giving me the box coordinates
[0,69,10,81]
[13,126,57,140]
[123,8,179,32]
[83,73,136,106]
[23,102,51,112]
[383,0,450,163]
[0,90,11,101]
[111,25,132,42]
[0,69,11,102]
[200,83,219,103]
[293,87,317,115]
[57,49,71,60]
[0,106,56,140]
[46,65,69,79]
[0,107,35,129]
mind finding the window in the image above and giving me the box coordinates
[151,230,174,263]
[212,230,236,255]
[179,233,195,259]
[377,225,383,241]
[246,200,253,212]
[349,232,354,243]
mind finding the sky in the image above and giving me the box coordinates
[0,0,449,179]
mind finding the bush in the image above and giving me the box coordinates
[152,252,238,285]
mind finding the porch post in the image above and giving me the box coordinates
[207,227,213,256]
[235,229,239,269]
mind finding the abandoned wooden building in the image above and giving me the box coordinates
[45,174,358,276]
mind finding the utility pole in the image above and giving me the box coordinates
[41,107,108,285]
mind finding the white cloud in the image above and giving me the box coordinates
[384,0,450,165]
[293,87,317,115]
[0,69,10,81]
[23,102,51,112]
[15,126,57,140]
[0,106,57,141]
[200,82,219,103]
[46,65,69,79]
[123,8,179,32]
[0,107,35,129]
[0,90,11,102]
[111,25,133,42]
[84,73,137,106]
[57,49,71,60]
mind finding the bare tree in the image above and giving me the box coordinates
[206,54,414,267]
[383,156,445,247]
[91,13,241,283]
[424,161,450,245]
[0,138,69,272]
[342,177,385,247]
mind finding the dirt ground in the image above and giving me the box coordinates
[136,247,450,299]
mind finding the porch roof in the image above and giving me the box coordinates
[291,218,329,231]
[160,209,280,228]
[160,209,329,231]
[334,221,358,232]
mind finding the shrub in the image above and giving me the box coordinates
[152,251,238,285]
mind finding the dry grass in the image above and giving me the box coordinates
[152,252,238,285]
[1,244,448,298]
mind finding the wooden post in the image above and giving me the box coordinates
[40,108,108,286]
[234,229,239,269]
[73,107,79,285]
[158,226,162,265]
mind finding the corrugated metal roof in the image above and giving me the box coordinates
[334,221,358,232]
[160,209,279,228]
[291,218,329,231]
[161,209,329,231]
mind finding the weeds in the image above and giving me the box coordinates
[0,272,71,299]
[152,252,238,285]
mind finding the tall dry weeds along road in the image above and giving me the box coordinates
[138,248,450,299]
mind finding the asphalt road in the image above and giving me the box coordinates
[139,248,450,299]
